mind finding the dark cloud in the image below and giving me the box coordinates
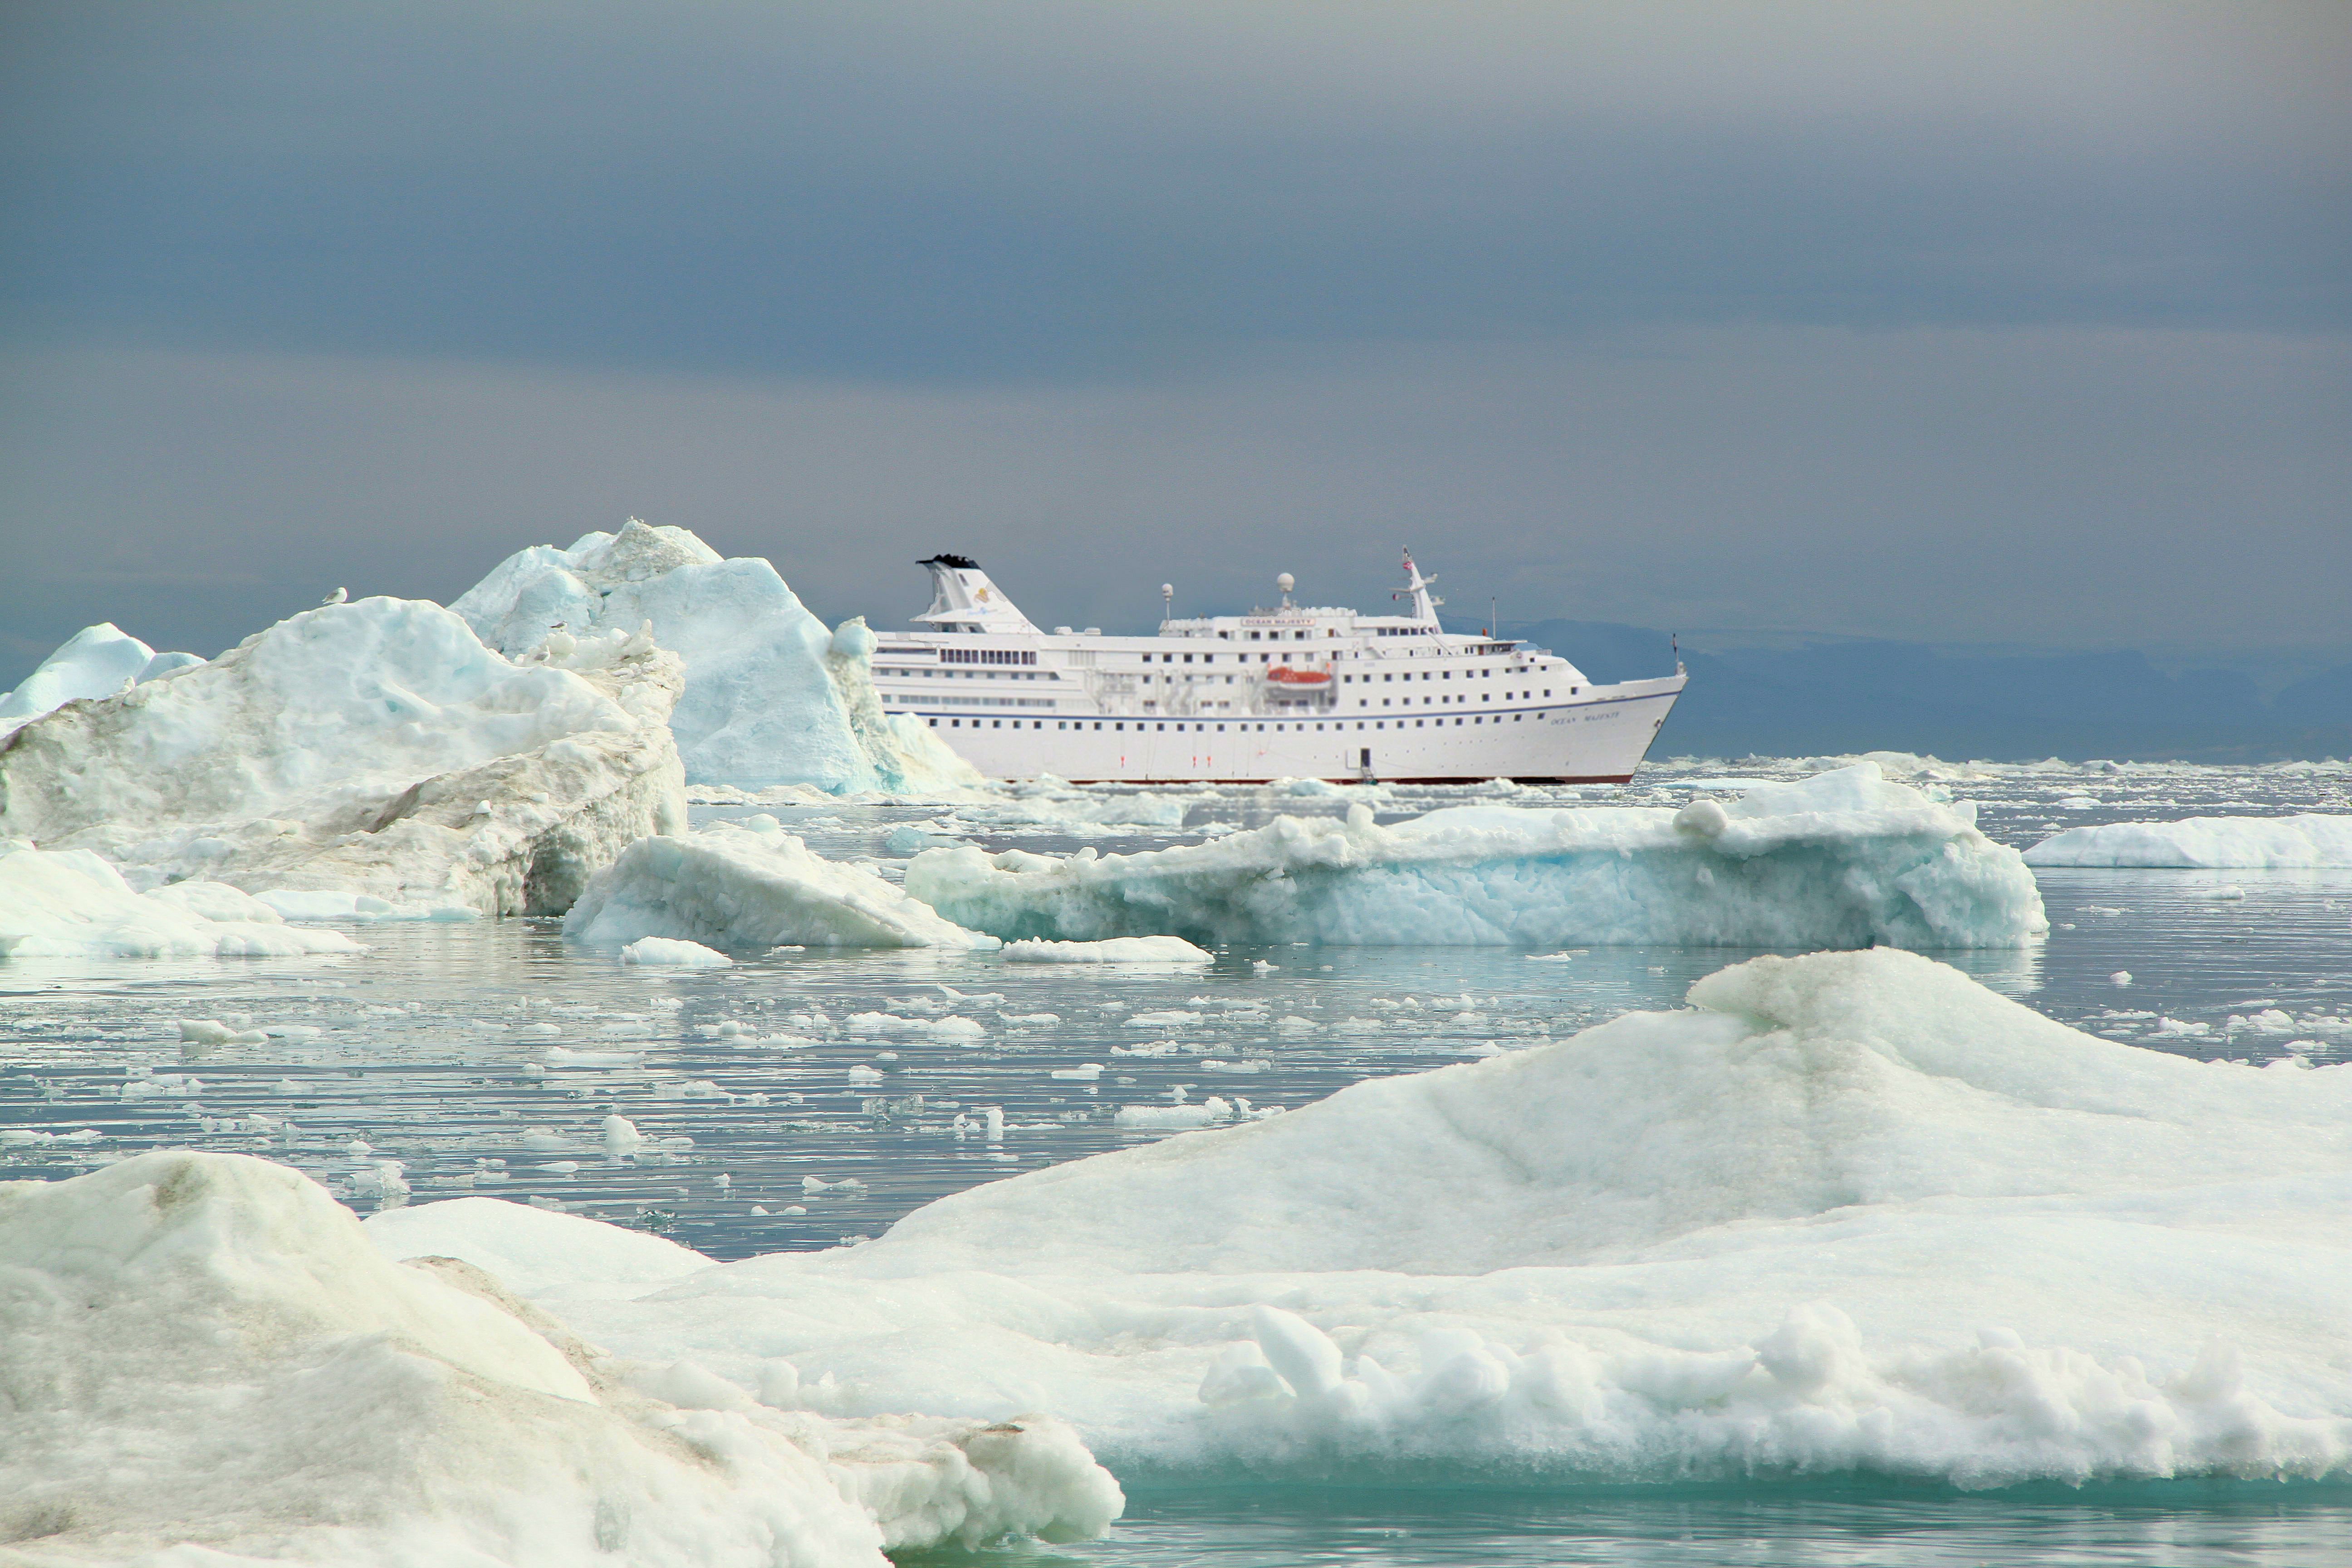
[2,3,2344,380]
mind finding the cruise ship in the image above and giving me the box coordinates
[872,552,1685,784]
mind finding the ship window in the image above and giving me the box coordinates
[1058,722,1066,730]
[1256,724,1264,731]
[1217,724,1225,731]
[1443,671,1451,679]
[1163,654,1173,663]
[1182,654,1192,662]
[1115,722,1123,730]
[1572,686,1579,695]
[1416,720,1424,727]
[1250,631,1261,640]
[951,719,960,726]
[1156,723,1165,731]
[992,720,1001,727]
[1093,722,1102,730]
[928,718,937,726]
[1544,689,1552,697]
[1383,673,1393,682]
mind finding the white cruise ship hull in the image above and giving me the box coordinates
[891,674,1684,784]
[874,553,1687,784]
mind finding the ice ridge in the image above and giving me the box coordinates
[905,764,2047,949]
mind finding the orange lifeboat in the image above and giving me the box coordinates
[1264,664,1332,690]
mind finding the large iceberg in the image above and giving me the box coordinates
[0,622,200,735]
[565,815,1000,951]
[2025,814,2352,869]
[0,1151,1120,1563]
[0,598,685,916]
[452,520,981,796]
[906,764,2048,949]
[0,843,362,959]
[391,950,2351,1490]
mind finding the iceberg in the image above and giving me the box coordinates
[0,622,201,735]
[453,519,982,796]
[417,949,2350,1490]
[0,843,362,959]
[0,1151,1120,1563]
[2025,814,2352,869]
[565,815,999,952]
[0,598,686,916]
[906,764,2047,949]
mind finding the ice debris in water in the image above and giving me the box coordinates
[564,815,999,951]
[451,519,982,797]
[907,764,2047,949]
[0,1153,1122,1562]
[0,597,687,916]
[411,950,2352,1490]
[2026,814,2352,868]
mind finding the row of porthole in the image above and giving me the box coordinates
[926,714,1552,731]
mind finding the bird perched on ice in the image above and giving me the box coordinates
[320,587,347,605]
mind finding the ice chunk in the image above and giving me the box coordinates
[566,817,999,951]
[0,622,199,733]
[453,519,985,796]
[524,950,2352,1490]
[621,935,734,967]
[0,598,686,915]
[0,843,361,959]
[0,1152,1119,1560]
[2025,814,2352,868]
[1002,935,1214,964]
[908,764,2045,949]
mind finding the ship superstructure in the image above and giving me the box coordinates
[872,552,1685,784]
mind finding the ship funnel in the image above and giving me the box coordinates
[915,555,1041,635]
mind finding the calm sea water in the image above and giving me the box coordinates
[6,759,2349,1563]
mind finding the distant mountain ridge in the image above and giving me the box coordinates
[1486,619,2352,764]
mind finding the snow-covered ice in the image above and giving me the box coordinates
[0,1151,1122,1563]
[565,816,999,952]
[0,622,200,735]
[907,764,2047,949]
[453,520,982,796]
[423,948,2348,1490]
[0,843,361,960]
[0,598,686,916]
[1002,936,1215,965]
[2025,814,2352,869]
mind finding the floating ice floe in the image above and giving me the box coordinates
[2024,814,2352,869]
[0,622,202,735]
[1002,936,1214,965]
[565,815,999,951]
[387,948,2351,1491]
[0,1152,1120,1563]
[907,764,2046,949]
[620,935,733,967]
[0,598,686,916]
[0,844,361,960]
[452,519,982,797]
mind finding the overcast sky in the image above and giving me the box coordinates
[3,1,2346,684]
